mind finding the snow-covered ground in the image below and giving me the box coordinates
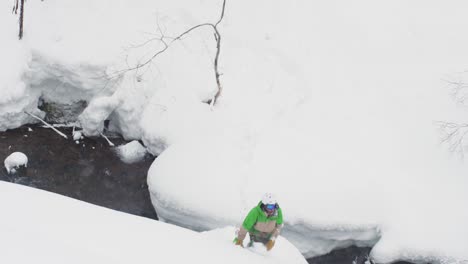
[0,182,306,264]
[1,0,468,263]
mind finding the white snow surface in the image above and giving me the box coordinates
[1,1,468,263]
[4,152,28,174]
[115,140,148,164]
[0,182,306,264]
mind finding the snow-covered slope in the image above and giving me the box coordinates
[0,182,306,264]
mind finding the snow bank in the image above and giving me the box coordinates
[0,181,307,264]
[0,0,220,137]
[4,152,28,174]
[147,138,382,258]
[0,3,39,131]
[115,140,148,164]
[147,1,468,263]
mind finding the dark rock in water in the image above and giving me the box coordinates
[0,125,157,219]
[38,99,88,124]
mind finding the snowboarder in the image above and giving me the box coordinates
[233,193,284,251]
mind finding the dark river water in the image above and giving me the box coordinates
[0,125,412,264]
[0,125,157,219]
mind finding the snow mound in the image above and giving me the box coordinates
[72,130,83,141]
[147,142,381,258]
[201,227,308,264]
[115,141,148,164]
[4,152,28,174]
[0,0,220,139]
[0,181,307,264]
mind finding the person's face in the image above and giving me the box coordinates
[265,204,276,216]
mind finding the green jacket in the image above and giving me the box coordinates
[242,202,283,233]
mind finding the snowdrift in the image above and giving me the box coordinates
[0,182,307,264]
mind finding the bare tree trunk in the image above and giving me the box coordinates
[212,27,223,105]
[18,0,24,40]
[211,0,226,105]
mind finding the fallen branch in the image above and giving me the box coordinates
[100,132,115,147]
[24,111,68,139]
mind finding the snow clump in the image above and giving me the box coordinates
[4,152,28,174]
[72,130,83,141]
[115,141,148,164]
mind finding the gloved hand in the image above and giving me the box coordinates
[266,240,275,251]
[234,238,244,247]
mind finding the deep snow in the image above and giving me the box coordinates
[0,181,306,264]
[1,0,468,263]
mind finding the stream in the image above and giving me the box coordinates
[0,125,157,219]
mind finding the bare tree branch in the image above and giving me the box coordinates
[12,0,19,14]
[111,0,227,105]
[443,78,468,105]
[435,121,468,157]
[100,132,115,147]
[215,0,227,27]
[173,23,214,42]
[210,26,222,106]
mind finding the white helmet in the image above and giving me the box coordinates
[261,193,277,205]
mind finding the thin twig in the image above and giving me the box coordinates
[436,121,468,157]
[444,78,468,105]
[215,0,227,27]
[25,111,68,139]
[173,23,214,42]
[12,0,19,14]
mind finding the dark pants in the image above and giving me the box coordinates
[249,232,271,244]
